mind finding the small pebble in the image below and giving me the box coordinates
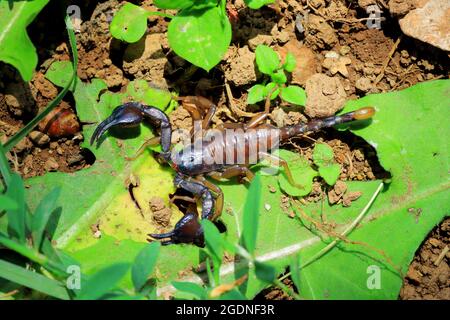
[29,131,50,146]
[44,157,59,171]
[264,203,271,211]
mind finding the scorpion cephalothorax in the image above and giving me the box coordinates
[91,96,375,246]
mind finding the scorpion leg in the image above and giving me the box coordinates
[258,152,304,189]
[175,96,217,137]
[90,102,172,162]
[149,174,216,247]
[208,165,255,184]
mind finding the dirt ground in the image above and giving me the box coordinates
[0,0,448,299]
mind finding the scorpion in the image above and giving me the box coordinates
[91,95,374,247]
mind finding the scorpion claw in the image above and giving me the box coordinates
[148,212,205,247]
[90,103,144,145]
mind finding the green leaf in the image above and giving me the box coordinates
[154,0,194,10]
[0,0,49,81]
[132,242,160,292]
[77,263,130,299]
[255,45,280,75]
[283,52,297,72]
[168,6,232,71]
[297,80,450,299]
[127,80,172,110]
[31,187,61,250]
[290,254,301,291]
[242,175,262,255]
[254,261,276,283]
[276,149,317,197]
[5,174,26,243]
[0,195,18,211]
[280,85,306,106]
[0,259,70,300]
[172,281,206,299]
[247,84,266,104]
[264,82,280,100]
[244,0,275,10]
[313,144,340,186]
[271,70,287,84]
[110,3,149,43]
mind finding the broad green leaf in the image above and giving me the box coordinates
[31,187,61,250]
[244,0,275,10]
[0,0,49,81]
[254,261,276,283]
[242,175,261,255]
[297,80,450,299]
[255,45,280,75]
[76,263,130,299]
[127,80,172,110]
[168,6,232,71]
[0,259,70,300]
[0,195,17,211]
[277,149,317,197]
[280,85,306,106]
[110,2,149,43]
[283,52,297,72]
[172,281,206,299]
[247,84,266,104]
[131,242,160,292]
[313,144,340,186]
[271,70,287,84]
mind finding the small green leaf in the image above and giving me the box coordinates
[283,52,297,72]
[255,45,280,75]
[247,84,266,104]
[277,149,317,197]
[242,175,262,255]
[110,3,149,43]
[168,6,232,71]
[312,144,341,186]
[131,242,160,292]
[318,164,341,186]
[0,195,18,211]
[280,85,306,106]
[77,263,130,300]
[254,261,276,283]
[0,0,49,81]
[271,70,287,84]
[31,187,61,250]
[244,0,276,10]
[264,82,280,100]
[172,281,206,299]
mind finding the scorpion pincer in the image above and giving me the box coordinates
[90,96,375,247]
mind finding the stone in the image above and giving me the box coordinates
[29,131,50,146]
[305,74,347,118]
[399,0,450,51]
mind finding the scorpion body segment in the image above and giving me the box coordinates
[91,97,375,246]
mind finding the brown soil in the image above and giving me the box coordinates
[0,0,448,299]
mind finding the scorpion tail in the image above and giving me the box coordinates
[280,106,375,140]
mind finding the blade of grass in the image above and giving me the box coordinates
[31,187,61,250]
[0,144,12,188]
[0,259,70,300]
[3,16,78,152]
[5,174,26,243]
[241,174,262,255]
